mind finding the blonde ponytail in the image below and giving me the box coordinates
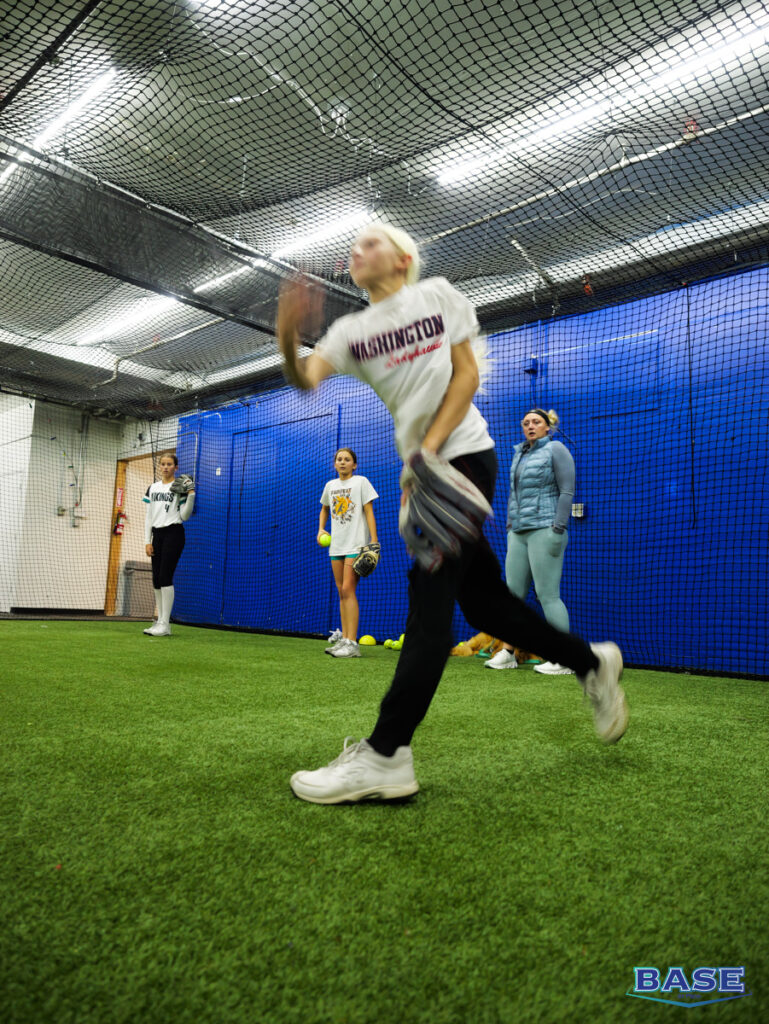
[373,223,421,284]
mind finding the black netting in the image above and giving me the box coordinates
[0,0,767,673]
[2,0,768,409]
[0,136,362,415]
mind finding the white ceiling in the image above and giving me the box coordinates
[0,0,767,413]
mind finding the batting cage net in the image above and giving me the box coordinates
[0,0,767,674]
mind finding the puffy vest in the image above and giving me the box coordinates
[507,436,560,531]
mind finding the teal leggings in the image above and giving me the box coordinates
[504,527,570,633]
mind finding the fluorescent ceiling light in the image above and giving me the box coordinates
[193,266,251,293]
[272,210,371,259]
[438,157,491,187]
[0,326,210,390]
[549,194,769,280]
[2,327,318,394]
[75,259,270,344]
[192,258,270,293]
[438,10,769,185]
[202,346,313,386]
[0,327,115,371]
[463,191,769,309]
[0,326,189,389]
[426,98,769,251]
[34,70,116,147]
[0,70,116,185]
[72,256,275,346]
[641,14,769,94]
[76,295,178,346]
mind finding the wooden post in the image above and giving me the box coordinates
[104,460,127,615]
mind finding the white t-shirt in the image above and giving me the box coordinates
[143,482,189,543]
[320,474,378,556]
[314,277,494,461]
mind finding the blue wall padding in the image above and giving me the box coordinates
[173,267,769,675]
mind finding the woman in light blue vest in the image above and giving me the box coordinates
[486,408,576,674]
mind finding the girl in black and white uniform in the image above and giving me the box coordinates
[143,452,195,637]
[278,224,628,804]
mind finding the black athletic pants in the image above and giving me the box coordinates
[151,523,185,589]
[368,448,600,756]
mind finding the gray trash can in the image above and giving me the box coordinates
[120,560,155,617]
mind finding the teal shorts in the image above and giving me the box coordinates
[329,554,357,561]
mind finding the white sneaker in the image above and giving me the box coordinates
[327,628,343,644]
[578,642,629,744]
[331,638,360,658]
[290,738,419,804]
[147,623,171,637]
[143,623,170,636]
[325,638,344,654]
[485,649,517,670]
[534,661,574,675]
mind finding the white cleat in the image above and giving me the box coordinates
[485,649,518,670]
[578,642,629,744]
[143,624,162,636]
[290,737,419,804]
[331,639,361,658]
[534,661,574,675]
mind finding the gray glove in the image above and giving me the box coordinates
[399,449,492,573]
[170,474,194,495]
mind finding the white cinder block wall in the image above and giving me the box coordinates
[0,397,186,612]
[0,396,34,612]
[13,404,123,610]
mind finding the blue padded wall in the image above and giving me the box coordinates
[173,266,768,675]
[173,381,407,638]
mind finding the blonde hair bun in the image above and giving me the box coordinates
[547,409,559,428]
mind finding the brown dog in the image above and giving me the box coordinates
[450,632,536,663]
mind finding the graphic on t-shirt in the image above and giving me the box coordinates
[332,490,356,524]
[151,489,175,513]
[348,312,445,365]
[314,277,491,462]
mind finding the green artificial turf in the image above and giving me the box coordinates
[1,621,767,1023]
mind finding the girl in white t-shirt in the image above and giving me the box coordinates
[318,446,379,658]
[278,223,628,804]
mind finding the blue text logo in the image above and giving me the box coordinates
[627,966,751,1008]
